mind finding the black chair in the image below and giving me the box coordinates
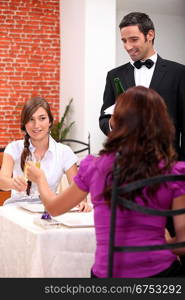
[108,154,185,277]
[61,133,90,154]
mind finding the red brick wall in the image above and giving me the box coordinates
[0,0,60,148]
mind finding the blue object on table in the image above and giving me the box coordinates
[41,211,52,220]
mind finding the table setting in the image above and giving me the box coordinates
[0,203,96,277]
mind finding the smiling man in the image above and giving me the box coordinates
[99,11,185,161]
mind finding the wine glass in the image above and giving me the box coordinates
[24,154,33,182]
[24,153,51,219]
[32,154,51,220]
[24,153,41,201]
[31,154,41,200]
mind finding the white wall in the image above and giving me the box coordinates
[61,0,116,155]
[116,10,185,66]
[84,0,116,154]
[153,14,185,64]
[60,0,85,143]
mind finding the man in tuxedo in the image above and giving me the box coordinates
[99,12,185,161]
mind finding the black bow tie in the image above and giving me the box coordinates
[134,59,154,69]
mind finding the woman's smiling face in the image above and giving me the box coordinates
[25,107,51,141]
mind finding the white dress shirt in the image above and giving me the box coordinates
[130,52,157,87]
[4,136,78,201]
[108,52,158,130]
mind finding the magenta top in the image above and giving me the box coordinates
[74,154,185,277]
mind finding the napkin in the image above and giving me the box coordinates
[104,104,115,115]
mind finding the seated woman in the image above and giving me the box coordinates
[27,86,185,277]
[0,96,90,212]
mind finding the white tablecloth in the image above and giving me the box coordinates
[0,206,96,278]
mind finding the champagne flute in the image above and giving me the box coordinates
[24,153,41,200]
[32,154,51,220]
[31,154,41,199]
[24,154,32,182]
[25,153,51,219]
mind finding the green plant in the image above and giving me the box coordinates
[50,98,75,142]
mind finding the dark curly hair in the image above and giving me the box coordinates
[100,86,177,203]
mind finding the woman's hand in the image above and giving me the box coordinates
[77,200,92,212]
[12,176,27,192]
[26,161,44,184]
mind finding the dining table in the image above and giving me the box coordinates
[0,204,96,278]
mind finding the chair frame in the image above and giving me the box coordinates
[108,154,185,277]
[61,133,90,154]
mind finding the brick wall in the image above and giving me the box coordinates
[0,0,60,148]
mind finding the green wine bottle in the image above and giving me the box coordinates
[114,77,124,97]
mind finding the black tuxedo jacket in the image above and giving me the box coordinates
[99,55,185,160]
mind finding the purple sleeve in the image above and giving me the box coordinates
[73,155,95,192]
[170,162,185,198]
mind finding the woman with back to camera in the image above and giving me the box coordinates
[27,86,185,277]
[0,96,90,211]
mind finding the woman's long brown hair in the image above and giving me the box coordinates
[100,86,177,203]
[20,96,53,195]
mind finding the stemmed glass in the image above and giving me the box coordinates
[24,153,41,200]
[33,155,51,220]
[30,154,41,200]
[24,153,51,219]
[24,154,32,182]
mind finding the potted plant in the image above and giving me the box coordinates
[50,98,75,142]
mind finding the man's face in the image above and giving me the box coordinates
[120,25,155,61]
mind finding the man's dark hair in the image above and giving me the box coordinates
[119,12,155,43]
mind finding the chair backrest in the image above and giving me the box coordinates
[61,133,91,155]
[0,150,11,205]
[108,155,185,277]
